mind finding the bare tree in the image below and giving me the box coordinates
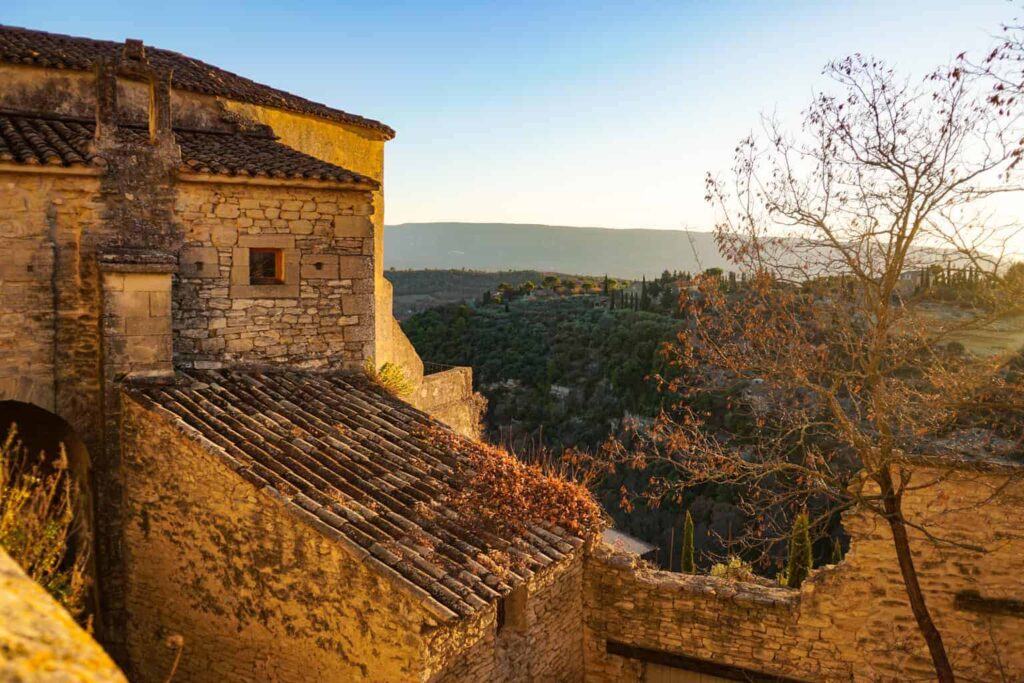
[606,55,1024,682]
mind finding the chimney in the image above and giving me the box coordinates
[122,38,145,62]
[94,58,118,140]
[120,39,173,144]
[95,39,173,145]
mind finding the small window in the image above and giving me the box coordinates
[496,596,506,632]
[249,248,284,285]
[497,586,527,634]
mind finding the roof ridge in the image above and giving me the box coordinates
[0,108,280,139]
[0,24,395,139]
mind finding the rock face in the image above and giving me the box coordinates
[0,548,126,682]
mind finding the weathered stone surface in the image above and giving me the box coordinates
[583,462,1024,682]
[409,367,487,440]
[174,183,374,370]
[0,42,546,683]
[120,392,590,682]
[0,548,127,682]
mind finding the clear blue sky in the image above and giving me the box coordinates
[4,1,1016,230]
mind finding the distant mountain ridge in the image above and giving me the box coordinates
[384,222,730,279]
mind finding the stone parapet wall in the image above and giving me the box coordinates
[0,547,127,682]
[173,181,376,370]
[584,461,1024,682]
[410,366,486,440]
[431,551,586,682]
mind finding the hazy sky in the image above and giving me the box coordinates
[4,1,1018,230]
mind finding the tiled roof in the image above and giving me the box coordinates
[0,112,378,186]
[0,25,395,139]
[126,369,587,620]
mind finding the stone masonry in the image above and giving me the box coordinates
[173,182,375,369]
[583,459,1024,682]
[0,547,127,682]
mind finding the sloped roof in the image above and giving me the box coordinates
[602,528,656,557]
[126,369,588,620]
[0,111,378,186]
[0,25,395,139]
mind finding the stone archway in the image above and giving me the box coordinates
[0,399,99,619]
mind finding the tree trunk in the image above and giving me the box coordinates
[880,471,956,682]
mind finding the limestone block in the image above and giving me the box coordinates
[126,316,170,336]
[341,294,373,316]
[150,291,171,317]
[122,273,170,293]
[291,219,314,235]
[179,246,220,279]
[108,291,152,319]
[301,254,340,280]
[214,203,240,218]
[343,324,373,342]
[126,334,172,364]
[334,216,373,238]
[0,548,127,682]
[339,256,372,279]
[210,225,237,247]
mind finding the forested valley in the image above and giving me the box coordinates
[402,295,766,572]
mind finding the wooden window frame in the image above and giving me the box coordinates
[230,235,299,298]
[249,247,285,285]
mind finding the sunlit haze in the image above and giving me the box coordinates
[6,1,1021,249]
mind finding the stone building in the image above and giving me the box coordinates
[2,24,1023,683]
[0,25,578,683]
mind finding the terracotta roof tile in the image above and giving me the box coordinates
[126,369,587,620]
[0,112,378,186]
[0,25,395,139]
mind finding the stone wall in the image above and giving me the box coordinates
[173,181,376,370]
[584,461,1024,682]
[119,393,439,683]
[120,390,590,683]
[430,552,586,682]
[410,366,487,440]
[221,101,422,380]
[0,170,106,438]
[0,547,127,682]
[101,271,174,380]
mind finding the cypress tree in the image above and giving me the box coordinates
[680,511,695,573]
[830,538,843,565]
[786,512,813,588]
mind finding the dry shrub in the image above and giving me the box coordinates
[0,423,88,620]
[424,426,604,538]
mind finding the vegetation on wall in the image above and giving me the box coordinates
[0,425,87,621]
[363,358,415,398]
